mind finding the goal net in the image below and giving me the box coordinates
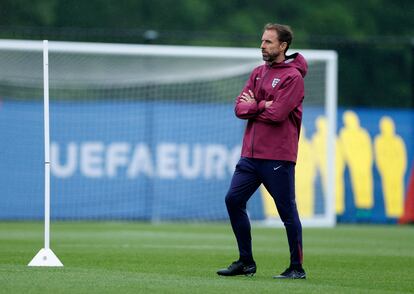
[0,40,337,226]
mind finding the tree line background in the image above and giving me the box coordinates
[1,0,413,107]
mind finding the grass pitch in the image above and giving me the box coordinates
[1,222,413,294]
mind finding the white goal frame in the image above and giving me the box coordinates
[0,39,337,229]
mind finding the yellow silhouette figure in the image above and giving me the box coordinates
[312,117,328,193]
[335,138,346,214]
[261,184,278,218]
[339,111,374,210]
[295,127,316,218]
[312,116,346,214]
[374,117,407,217]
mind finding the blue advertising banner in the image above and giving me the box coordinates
[0,100,253,220]
[0,100,413,223]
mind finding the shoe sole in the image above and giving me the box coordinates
[217,272,256,277]
[217,270,256,277]
[272,275,306,279]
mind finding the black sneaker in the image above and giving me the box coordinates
[273,267,306,279]
[217,260,257,276]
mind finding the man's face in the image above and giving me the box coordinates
[260,30,285,63]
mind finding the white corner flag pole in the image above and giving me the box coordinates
[28,40,63,267]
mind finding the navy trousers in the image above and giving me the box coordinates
[225,157,303,266]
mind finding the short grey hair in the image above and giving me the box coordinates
[264,23,293,53]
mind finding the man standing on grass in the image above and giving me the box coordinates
[217,23,307,279]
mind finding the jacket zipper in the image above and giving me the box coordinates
[251,65,272,157]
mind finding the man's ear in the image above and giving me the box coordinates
[280,42,288,52]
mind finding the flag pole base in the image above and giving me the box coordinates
[28,248,63,267]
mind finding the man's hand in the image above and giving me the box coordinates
[265,100,273,108]
[240,90,273,109]
[240,90,256,104]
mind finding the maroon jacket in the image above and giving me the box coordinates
[235,53,308,162]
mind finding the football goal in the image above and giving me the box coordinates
[0,39,337,227]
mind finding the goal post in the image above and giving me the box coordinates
[27,40,63,267]
[0,40,337,227]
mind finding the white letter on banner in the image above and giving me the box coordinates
[204,145,228,179]
[127,143,154,178]
[106,142,130,177]
[157,143,177,179]
[51,142,77,178]
[81,142,104,178]
[179,144,202,179]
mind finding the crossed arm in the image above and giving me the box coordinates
[235,75,304,123]
[240,90,273,108]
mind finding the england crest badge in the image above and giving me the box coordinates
[272,78,280,88]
